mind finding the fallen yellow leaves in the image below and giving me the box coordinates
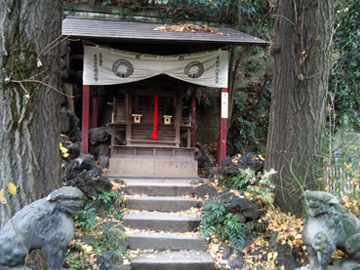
[154,24,228,35]
[123,207,201,218]
[260,208,304,248]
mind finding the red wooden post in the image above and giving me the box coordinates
[191,87,198,147]
[92,86,98,128]
[217,88,228,165]
[82,85,90,154]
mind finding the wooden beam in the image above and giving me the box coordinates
[92,86,98,128]
[82,85,90,154]
[191,87,197,147]
[217,88,228,165]
[126,93,132,145]
[175,95,181,147]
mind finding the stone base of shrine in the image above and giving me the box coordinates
[109,157,198,177]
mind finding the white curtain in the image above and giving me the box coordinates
[83,46,229,88]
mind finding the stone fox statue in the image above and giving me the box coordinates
[0,187,84,270]
[301,190,360,270]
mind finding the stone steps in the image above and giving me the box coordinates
[124,179,195,196]
[127,232,206,251]
[123,212,199,232]
[131,251,214,270]
[126,196,199,212]
[113,176,215,269]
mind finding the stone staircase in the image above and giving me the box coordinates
[121,178,215,270]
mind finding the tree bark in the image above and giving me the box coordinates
[0,0,62,227]
[265,0,334,215]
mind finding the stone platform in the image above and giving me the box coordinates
[108,156,198,177]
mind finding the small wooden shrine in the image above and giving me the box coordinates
[62,18,267,177]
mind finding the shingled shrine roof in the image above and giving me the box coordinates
[62,17,268,47]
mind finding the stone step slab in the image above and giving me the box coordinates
[124,179,194,196]
[126,196,199,212]
[131,251,215,270]
[127,232,206,251]
[123,212,199,232]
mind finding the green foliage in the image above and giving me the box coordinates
[93,228,128,262]
[65,242,96,270]
[97,189,126,218]
[329,0,360,132]
[75,203,99,231]
[224,168,276,206]
[199,198,246,250]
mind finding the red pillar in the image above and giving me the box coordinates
[92,86,98,128]
[217,88,228,165]
[82,85,90,154]
[191,87,198,147]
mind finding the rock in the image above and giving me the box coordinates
[87,167,103,178]
[191,184,218,199]
[62,83,75,112]
[89,142,111,160]
[220,244,233,260]
[65,143,81,160]
[91,176,113,193]
[220,157,234,167]
[210,166,226,181]
[69,128,82,142]
[97,251,123,270]
[62,154,99,183]
[195,144,215,169]
[232,152,264,171]
[92,199,107,214]
[60,40,67,58]
[79,155,97,171]
[78,234,94,245]
[89,128,111,146]
[217,192,260,220]
[81,185,99,199]
[60,107,79,135]
[272,242,300,270]
[99,155,110,168]
[60,69,69,81]
[113,179,126,185]
[62,159,82,182]
[60,58,66,70]
[227,252,244,269]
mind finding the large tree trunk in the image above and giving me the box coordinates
[0,0,62,227]
[265,0,334,215]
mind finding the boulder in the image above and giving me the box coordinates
[69,128,82,142]
[62,159,82,182]
[91,176,113,194]
[195,144,215,169]
[98,155,110,168]
[220,244,233,260]
[97,251,123,270]
[79,155,97,171]
[89,128,111,146]
[217,192,260,221]
[87,167,103,178]
[60,107,79,135]
[89,142,111,160]
[191,184,218,199]
[227,252,244,270]
[232,152,264,171]
[64,143,81,160]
